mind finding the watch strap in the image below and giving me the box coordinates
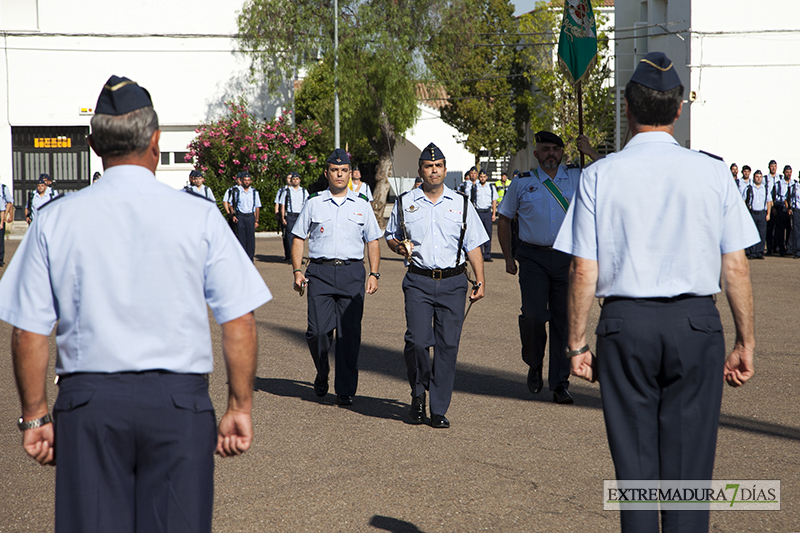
[18,412,53,431]
[565,344,590,359]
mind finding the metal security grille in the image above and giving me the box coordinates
[12,126,90,220]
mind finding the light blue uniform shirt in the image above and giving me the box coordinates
[473,181,498,209]
[284,186,309,214]
[498,166,581,246]
[554,132,759,298]
[236,186,261,214]
[773,179,793,204]
[28,190,54,218]
[385,185,489,269]
[292,188,382,260]
[274,186,287,205]
[0,165,272,375]
[186,184,216,202]
[737,179,751,196]
[745,183,770,211]
[0,183,12,209]
[352,181,373,202]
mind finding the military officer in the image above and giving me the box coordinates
[0,75,272,533]
[25,176,56,224]
[385,143,488,428]
[231,171,261,261]
[350,166,373,201]
[473,169,499,261]
[223,174,242,235]
[497,131,598,404]
[281,171,308,263]
[555,52,757,533]
[291,148,382,406]
[785,174,800,257]
[184,169,215,202]
[0,180,13,266]
[744,170,771,259]
[275,173,290,239]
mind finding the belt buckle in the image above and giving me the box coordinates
[334,259,344,266]
[432,269,443,280]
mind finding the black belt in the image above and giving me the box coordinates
[603,294,712,305]
[408,263,466,280]
[519,241,554,251]
[310,258,361,266]
[475,208,491,213]
[751,210,767,214]
[238,212,255,216]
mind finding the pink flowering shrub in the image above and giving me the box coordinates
[186,98,324,231]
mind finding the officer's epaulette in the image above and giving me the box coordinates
[38,193,67,211]
[358,193,369,202]
[307,192,320,200]
[566,163,581,169]
[699,150,724,161]
[184,189,215,203]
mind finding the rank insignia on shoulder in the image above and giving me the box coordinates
[308,192,320,199]
[405,204,419,213]
[358,193,369,201]
[699,150,724,161]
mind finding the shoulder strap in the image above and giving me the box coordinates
[455,192,468,266]
[27,190,33,211]
[745,185,753,210]
[358,193,369,202]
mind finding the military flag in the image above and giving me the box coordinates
[557,0,598,86]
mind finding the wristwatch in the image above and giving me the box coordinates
[564,344,590,359]
[369,272,380,280]
[17,413,53,431]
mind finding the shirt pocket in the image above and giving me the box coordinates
[403,209,428,244]
[347,211,366,240]
[522,189,545,216]
[309,216,332,242]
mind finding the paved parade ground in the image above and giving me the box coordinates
[0,231,798,532]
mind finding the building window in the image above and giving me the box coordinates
[175,152,191,164]
[161,153,170,165]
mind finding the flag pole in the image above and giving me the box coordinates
[578,81,585,168]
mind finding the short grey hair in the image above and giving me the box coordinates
[90,106,159,158]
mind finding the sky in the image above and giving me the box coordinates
[512,0,542,17]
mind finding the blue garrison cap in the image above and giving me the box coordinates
[95,76,153,116]
[468,166,477,172]
[39,173,51,182]
[512,169,521,177]
[189,170,203,178]
[326,148,350,166]
[37,177,46,184]
[236,171,251,179]
[629,52,682,91]
[290,171,300,178]
[419,143,445,162]
[534,131,564,147]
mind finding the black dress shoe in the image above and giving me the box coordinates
[336,395,353,406]
[430,414,450,428]
[314,375,329,397]
[527,366,543,394]
[484,257,493,262]
[553,389,574,404]
[409,392,426,424]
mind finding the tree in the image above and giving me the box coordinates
[237,0,444,222]
[425,0,530,161]
[186,99,322,231]
[518,1,614,163]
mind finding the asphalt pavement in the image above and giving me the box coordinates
[0,230,797,532]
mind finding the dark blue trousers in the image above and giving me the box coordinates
[283,213,299,260]
[305,261,365,396]
[236,213,255,260]
[774,205,790,255]
[747,210,767,257]
[53,372,216,533]
[597,296,725,533]
[477,210,493,259]
[0,219,5,263]
[790,210,800,256]
[516,243,571,392]
[402,271,468,416]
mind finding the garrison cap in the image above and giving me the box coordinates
[414,176,423,184]
[39,173,51,182]
[742,165,751,171]
[326,148,350,165]
[784,165,792,171]
[512,169,521,177]
[629,52,682,91]
[37,176,46,184]
[95,75,153,116]
[468,166,477,172]
[769,159,777,165]
[534,131,564,147]
[290,171,300,178]
[236,171,251,179]
[189,170,203,178]
[419,143,445,162]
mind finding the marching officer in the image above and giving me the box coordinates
[385,143,488,428]
[25,176,56,224]
[222,174,242,236]
[744,170,771,259]
[473,169,498,262]
[281,171,308,263]
[772,165,793,256]
[291,149,382,406]
[786,175,800,258]
[231,171,261,261]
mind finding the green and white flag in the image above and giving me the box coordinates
[557,0,598,85]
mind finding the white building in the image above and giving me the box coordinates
[0,0,281,218]
[614,0,800,171]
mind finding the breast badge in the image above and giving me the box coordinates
[405,204,419,213]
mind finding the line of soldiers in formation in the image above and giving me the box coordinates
[730,160,800,258]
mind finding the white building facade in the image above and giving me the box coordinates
[0,0,280,218]
[615,0,800,171]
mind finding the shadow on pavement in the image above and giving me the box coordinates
[255,253,288,264]
[719,413,800,442]
[369,515,426,533]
